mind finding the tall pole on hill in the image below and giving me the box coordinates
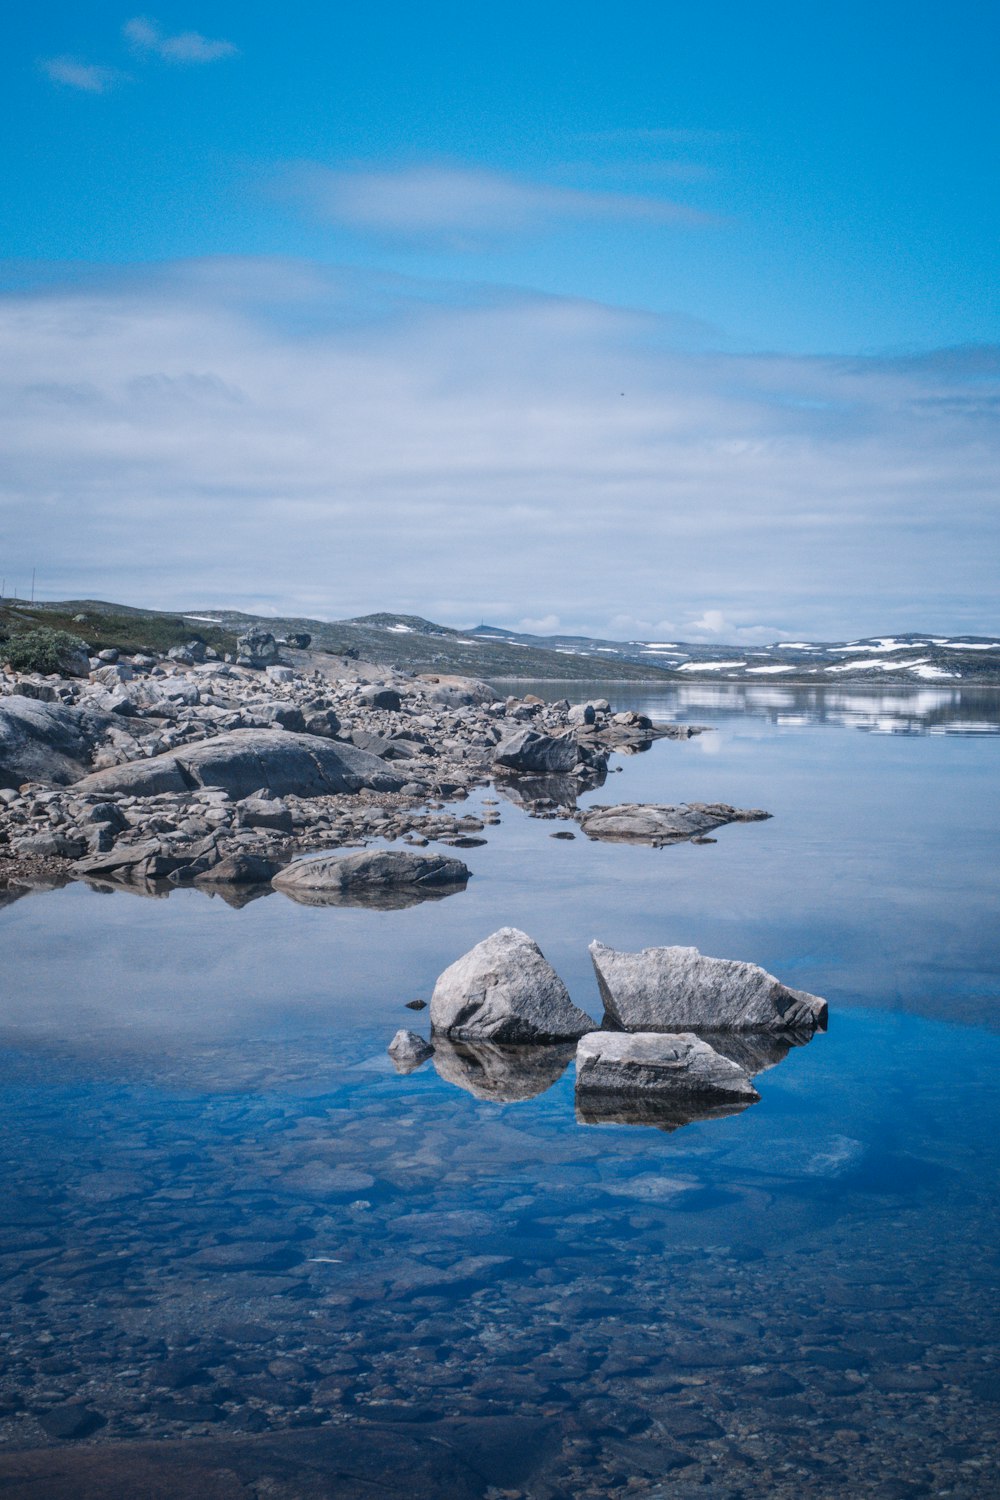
[31,568,35,603]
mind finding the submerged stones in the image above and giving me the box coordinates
[590,941,828,1032]
[578,802,771,846]
[430,927,594,1043]
[273,849,470,908]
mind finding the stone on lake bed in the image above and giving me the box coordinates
[590,941,828,1031]
[272,849,470,907]
[575,1031,760,1105]
[431,927,594,1042]
[578,801,771,846]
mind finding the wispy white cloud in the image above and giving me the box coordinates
[288,162,713,246]
[40,56,124,93]
[123,16,237,64]
[0,258,996,636]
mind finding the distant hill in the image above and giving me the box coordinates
[3,598,998,684]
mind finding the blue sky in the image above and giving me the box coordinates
[2,3,998,637]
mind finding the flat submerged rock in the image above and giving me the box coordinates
[578,801,771,845]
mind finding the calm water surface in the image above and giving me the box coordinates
[1,684,998,1498]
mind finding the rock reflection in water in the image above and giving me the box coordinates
[79,874,275,908]
[702,1027,816,1077]
[274,883,461,911]
[431,1036,576,1101]
[575,1090,756,1132]
[493,766,606,815]
[576,1029,818,1131]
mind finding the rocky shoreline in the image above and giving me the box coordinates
[0,631,722,903]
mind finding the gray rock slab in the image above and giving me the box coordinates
[273,849,470,907]
[0,697,113,790]
[590,941,829,1031]
[575,1030,760,1105]
[579,801,771,845]
[75,729,405,800]
[431,926,594,1042]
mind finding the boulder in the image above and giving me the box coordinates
[432,1037,576,1102]
[361,686,402,711]
[74,729,405,800]
[194,853,281,886]
[589,941,829,1031]
[387,1029,434,1072]
[236,627,279,668]
[566,703,597,726]
[431,927,594,1042]
[578,802,771,845]
[493,729,582,775]
[285,632,312,649]
[261,704,306,733]
[238,795,293,833]
[14,831,87,860]
[417,674,499,707]
[273,849,470,907]
[303,708,340,739]
[0,697,113,790]
[575,1031,760,1110]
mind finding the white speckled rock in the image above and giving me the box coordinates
[431,927,594,1042]
[590,941,828,1031]
[575,1031,760,1103]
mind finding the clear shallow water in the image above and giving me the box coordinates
[1,685,998,1498]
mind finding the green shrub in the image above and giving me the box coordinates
[2,628,89,675]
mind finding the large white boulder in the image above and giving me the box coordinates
[431,927,594,1042]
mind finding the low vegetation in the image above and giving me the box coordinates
[1,627,88,675]
[0,601,238,661]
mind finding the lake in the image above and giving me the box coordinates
[1,682,998,1498]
